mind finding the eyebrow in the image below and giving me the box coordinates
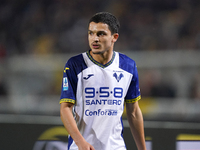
[88,30,107,33]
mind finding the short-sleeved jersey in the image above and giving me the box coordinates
[60,50,141,150]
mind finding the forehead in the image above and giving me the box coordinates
[88,22,110,32]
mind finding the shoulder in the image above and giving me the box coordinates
[65,53,87,74]
[118,52,136,64]
[67,53,84,65]
[118,52,136,73]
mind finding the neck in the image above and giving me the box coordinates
[90,50,113,65]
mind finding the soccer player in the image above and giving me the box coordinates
[60,12,146,150]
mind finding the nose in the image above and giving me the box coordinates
[94,34,99,42]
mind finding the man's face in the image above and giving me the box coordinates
[88,22,118,54]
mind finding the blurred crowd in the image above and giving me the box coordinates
[1,0,200,119]
[0,0,200,57]
[0,0,200,99]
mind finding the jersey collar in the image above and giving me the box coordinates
[86,50,116,68]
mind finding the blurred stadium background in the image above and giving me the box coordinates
[0,0,200,150]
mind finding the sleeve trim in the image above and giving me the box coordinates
[60,98,75,104]
[125,95,141,103]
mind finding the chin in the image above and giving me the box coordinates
[91,49,103,54]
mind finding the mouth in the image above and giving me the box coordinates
[92,43,100,49]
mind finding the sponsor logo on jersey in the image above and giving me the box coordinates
[86,99,122,105]
[83,74,94,80]
[63,77,68,91]
[85,109,118,116]
[113,73,124,82]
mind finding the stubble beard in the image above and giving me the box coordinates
[91,47,110,55]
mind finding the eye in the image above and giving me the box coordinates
[88,31,93,36]
[97,31,106,36]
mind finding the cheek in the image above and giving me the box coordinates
[103,38,112,45]
[88,37,92,44]
[107,39,113,46]
[102,40,110,47]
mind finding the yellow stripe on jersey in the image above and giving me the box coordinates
[60,98,75,104]
[125,95,141,103]
[64,67,69,73]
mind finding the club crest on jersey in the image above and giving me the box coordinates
[63,77,68,91]
[113,73,124,82]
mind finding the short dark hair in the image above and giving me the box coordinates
[89,12,120,34]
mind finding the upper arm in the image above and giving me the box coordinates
[60,102,74,115]
[126,101,139,117]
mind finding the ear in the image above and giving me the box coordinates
[112,33,119,43]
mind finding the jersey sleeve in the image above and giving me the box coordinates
[59,58,78,104]
[125,62,141,103]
